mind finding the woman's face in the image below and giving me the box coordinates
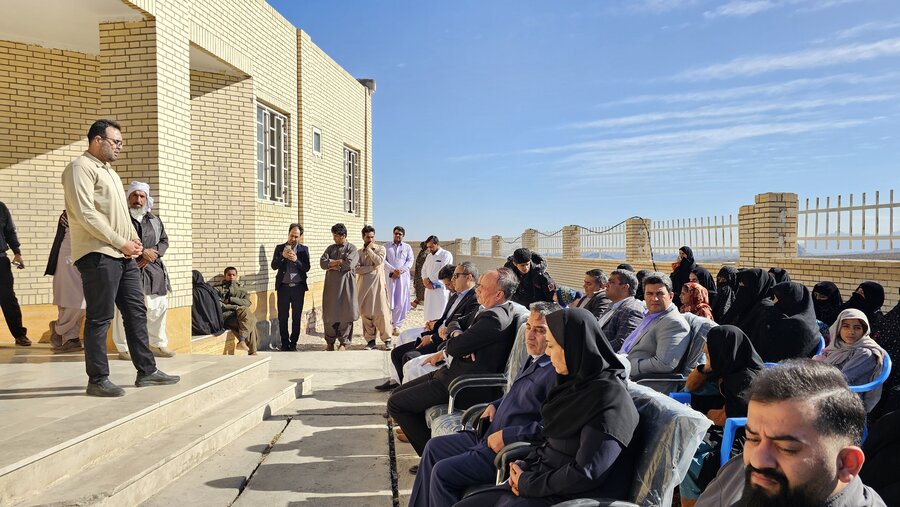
[839,318,866,344]
[679,249,687,261]
[689,273,699,283]
[681,286,692,303]
[545,329,568,375]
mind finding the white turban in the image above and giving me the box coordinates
[126,181,154,211]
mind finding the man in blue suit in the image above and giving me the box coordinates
[408,301,561,507]
[270,223,310,351]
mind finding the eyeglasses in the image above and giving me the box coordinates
[452,272,470,279]
[100,136,124,147]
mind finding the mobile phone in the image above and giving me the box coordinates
[432,281,443,289]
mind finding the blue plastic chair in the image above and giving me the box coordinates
[669,392,691,405]
[816,335,826,356]
[719,351,892,467]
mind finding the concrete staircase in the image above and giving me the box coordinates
[0,353,311,506]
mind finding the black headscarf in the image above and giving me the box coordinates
[542,308,638,445]
[712,266,738,323]
[635,269,651,301]
[722,268,774,327]
[841,281,885,325]
[670,246,697,306]
[768,267,791,284]
[705,325,763,418]
[760,281,821,361]
[691,266,718,307]
[617,263,634,272]
[812,281,843,326]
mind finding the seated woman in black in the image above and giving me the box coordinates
[455,307,639,506]
[679,325,764,506]
[757,281,821,362]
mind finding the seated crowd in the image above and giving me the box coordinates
[382,246,898,506]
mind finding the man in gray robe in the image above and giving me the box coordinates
[320,223,359,351]
[355,225,392,350]
[44,210,85,353]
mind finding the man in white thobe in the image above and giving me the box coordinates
[420,235,453,322]
[384,226,413,336]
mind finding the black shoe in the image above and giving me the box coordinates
[375,380,399,392]
[281,343,291,351]
[135,369,181,387]
[15,335,31,346]
[409,464,419,475]
[86,378,125,397]
[366,340,377,350]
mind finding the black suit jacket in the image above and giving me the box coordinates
[426,289,480,347]
[434,301,520,388]
[271,242,311,290]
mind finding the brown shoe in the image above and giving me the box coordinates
[15,336,31,347]
[49,321,63,349]
[326,342,335,351]
[150,346,176,358]
[55,339,83,353]
[392,327,401,337]
[394,427,409,443]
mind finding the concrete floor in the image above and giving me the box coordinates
[142,307,431,507]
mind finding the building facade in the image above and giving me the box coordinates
[0,0,374,350]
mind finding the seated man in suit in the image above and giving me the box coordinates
[599,269,646,351]
[375,262,479,391]
[408,301,561,506]
[571,268,612,319]
[387,268,521,456]
[618,272,690,379]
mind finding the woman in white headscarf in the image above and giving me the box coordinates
[816,308,886,412]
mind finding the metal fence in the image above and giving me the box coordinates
[475,237,491,257]
[650,215,739,261]
[798,190,898,257]
[579,223,627,260]
[499,236,521,259]
[535,229,564,258]
[457,239,471,256]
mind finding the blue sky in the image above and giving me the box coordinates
[270,0,900,241]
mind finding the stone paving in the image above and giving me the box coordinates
[141,306,429,507]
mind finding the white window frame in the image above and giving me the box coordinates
[344,146,360,215]
[312,127,322,157]
[256,104,289,204]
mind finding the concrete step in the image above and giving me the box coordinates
[18,372,310,506]
[0,355,273,506]
[191,331,250,355]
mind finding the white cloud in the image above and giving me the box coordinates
[628,0,705,14]
[795,0,863,13]
[703,0,777,19]
[675,37,900,80]
[834,20,900,40]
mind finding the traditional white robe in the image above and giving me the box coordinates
[421,247,453,321]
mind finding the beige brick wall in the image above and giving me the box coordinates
[0,41,99,308]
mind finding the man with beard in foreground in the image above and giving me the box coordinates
[696,359,885,507]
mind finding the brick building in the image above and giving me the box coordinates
[0,0,375,351]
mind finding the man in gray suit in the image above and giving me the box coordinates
[599,269,646,351]
[618,272,690,379]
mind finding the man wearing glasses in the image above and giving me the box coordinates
[62,119,179,397]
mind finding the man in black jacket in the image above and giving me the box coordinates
[387,267,521,456]
[504,248,555,307]
[271,223,310,351]
[0,201,30,346]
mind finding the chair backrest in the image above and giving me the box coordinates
[676,313,717,375]
[850,351,892,393]
[626,382,713,507]
[504,302,532,389]
[816,335,826,356]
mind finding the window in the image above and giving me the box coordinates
[256,104,289,204]
[344,146,360,215]
[312,127,321,156]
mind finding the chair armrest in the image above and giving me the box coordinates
[552,500,641,507]
[447,375,508,412]
[721,417,748,468]
[493,441,534,483]
[461,403,491,430]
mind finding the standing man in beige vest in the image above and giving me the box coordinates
[62,119,179,397]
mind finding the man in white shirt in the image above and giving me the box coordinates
[421,235,453,322]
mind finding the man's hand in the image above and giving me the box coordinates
[424,320,435,331]
[416,334,432,348]
[120,239,143,257]
[422,351,445,366]
[328,259,341,270]
[480,403,496,422]
[463,352,477,361]
[424,279,434,290]
[141,248,159,263]
[487,430,505,453]
[11,254,24,269]
[509,462,524,496]
[439,326,449,339]
[137,257,149,268]
[392,269,401,279]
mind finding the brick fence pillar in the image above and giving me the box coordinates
[562,225,581,260]
[491,235,502,258]
[738,192,798,266]
[625,217,652,264]
[469,237,478,257]
[522,229,537,251]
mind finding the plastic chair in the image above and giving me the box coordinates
[816,335,826,356]
[719,351,892,467]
